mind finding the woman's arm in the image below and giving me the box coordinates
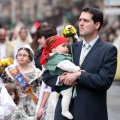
[36,92,50,120]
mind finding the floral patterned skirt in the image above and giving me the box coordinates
[41,92,58,120]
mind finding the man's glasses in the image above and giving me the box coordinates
[17,54,29,58]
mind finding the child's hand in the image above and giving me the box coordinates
[36,107,44,120]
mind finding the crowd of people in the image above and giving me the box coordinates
[0,6,118,120]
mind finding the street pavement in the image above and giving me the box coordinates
[107,81,120,120]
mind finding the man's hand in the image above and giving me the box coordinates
[59,72,67,83]
[63,71,81,86]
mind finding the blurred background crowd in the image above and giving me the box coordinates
[0,0,120,79]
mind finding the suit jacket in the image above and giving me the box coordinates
[42,37,117,120]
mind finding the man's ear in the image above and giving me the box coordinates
[95,22,100,30]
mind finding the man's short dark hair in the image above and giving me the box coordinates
[82,7,103,31]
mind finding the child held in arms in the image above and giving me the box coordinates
[40,35,80,119]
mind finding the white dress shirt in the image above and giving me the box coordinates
[80,35,99,65]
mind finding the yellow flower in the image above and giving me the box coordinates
[62,24,77,38]
[7,58,13,64]
[6,59,11,66]
[0,62,2,67]
[0,59,7,66]
[0,58,13,67]
[0,58,13,74]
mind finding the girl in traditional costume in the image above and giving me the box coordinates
[1,44,42,117]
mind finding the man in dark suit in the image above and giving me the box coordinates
[42,7,117,120]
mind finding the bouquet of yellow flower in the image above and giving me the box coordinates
[62,24,78,98]
[61,24,78,62]
[62,24,77,38]
[62,24,77,44]
[0,58,13,75]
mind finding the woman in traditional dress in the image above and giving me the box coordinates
[1,44,42,118]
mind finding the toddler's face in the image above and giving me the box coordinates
[53,42,69,54]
